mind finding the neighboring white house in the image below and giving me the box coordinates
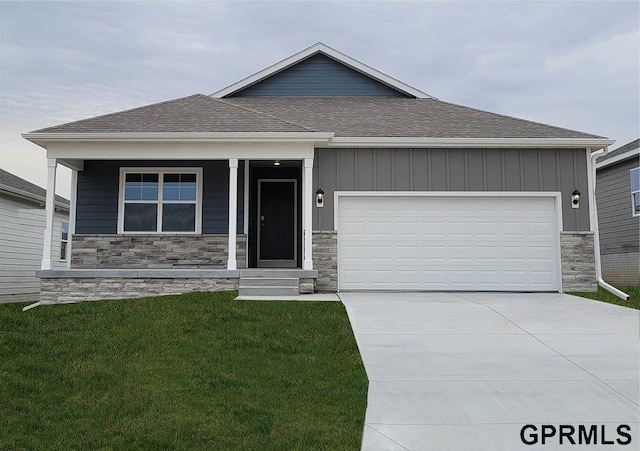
[0,168,69,302]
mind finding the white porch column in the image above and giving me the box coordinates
[227,158,239,270]
[41,158,57,270]
[68,169,78,268]
[243,159,249,235]
[303,158,314,270]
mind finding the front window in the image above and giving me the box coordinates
[60,221,69,261]
[119,168,202,233]
[632,167,640,217]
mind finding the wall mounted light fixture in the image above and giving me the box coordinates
[316,188,325,207]
[571,189,581,209]
[273,160,281,166]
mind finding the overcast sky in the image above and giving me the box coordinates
[1,0,638,198]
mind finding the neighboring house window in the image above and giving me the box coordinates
[60,221,69,261]
[118,168,202,233]
[632,167,640,217]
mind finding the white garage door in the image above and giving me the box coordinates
[337,195,560,291]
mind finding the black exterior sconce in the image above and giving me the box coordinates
[571,189,581,209]
[316,188,325,207]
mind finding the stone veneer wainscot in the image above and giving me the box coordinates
[71,234,247,269]
[40,276,238,304]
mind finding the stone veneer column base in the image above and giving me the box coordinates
[560,232,597,292]
[312,231,338,292]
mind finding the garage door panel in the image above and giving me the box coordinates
[338,195,560,291]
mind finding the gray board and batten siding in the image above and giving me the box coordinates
[230,54,409,97]
[597,156,639,255]
[75,160,245,235]
[312,148,590,232]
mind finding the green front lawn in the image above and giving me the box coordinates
[570,286,640,310]
[0,292,368,450]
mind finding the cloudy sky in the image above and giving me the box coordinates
[1,0,638,198]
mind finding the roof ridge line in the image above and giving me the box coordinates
[436,99,605,139]
[213,97,317,132]
[31,94,208,133]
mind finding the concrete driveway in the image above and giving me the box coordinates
[340,292,639,450]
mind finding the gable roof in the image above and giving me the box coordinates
[211,42,433,99]
[596,138,639,169]
[227,53,409,98]
[0,168,70,209]
[24,44,613,149]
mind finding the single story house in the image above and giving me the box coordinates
[596,138,640,285]
[0,168,69,302]
[24,43,616,303]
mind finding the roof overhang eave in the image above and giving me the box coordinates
[22,133,614,151]
[596,147,640,169]
[0,184,70,211]
[22,131,336,147]
[326,137,615,149]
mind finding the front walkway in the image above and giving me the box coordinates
[340,292,639,450]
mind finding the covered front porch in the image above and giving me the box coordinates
[28,133,333,302]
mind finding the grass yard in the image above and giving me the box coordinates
[570,286,640,310]
[0,292,368,450]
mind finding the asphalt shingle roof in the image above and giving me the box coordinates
[598,138,640,163]
[32,95,315,134]
[0,168,70,206]
[31,94,604,139]
[224,97,603,139]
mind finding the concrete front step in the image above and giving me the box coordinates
[240,277,299,287]
[238,286,300,296]
[239,269,317,278]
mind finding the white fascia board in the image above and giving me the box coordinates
[46,141,316,160]
[326,137,615,149]
[211,42,433,99]
[22,131,334,146]
[595,147,640,169]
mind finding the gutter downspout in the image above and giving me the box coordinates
[22,301,43,311]
[589,147,629,300]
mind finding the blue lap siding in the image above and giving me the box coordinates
[231,54,409,97]
[75,160,244,234]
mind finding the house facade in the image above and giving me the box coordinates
[0,169,69,302]
[25,43,614,303]
[596,139,640,286]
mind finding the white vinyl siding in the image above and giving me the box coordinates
[337,193,561,292]
[0,194,68,302]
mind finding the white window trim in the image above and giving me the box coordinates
[60,220,69,261]
[118,167,203,234]
[631,167,640,217]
